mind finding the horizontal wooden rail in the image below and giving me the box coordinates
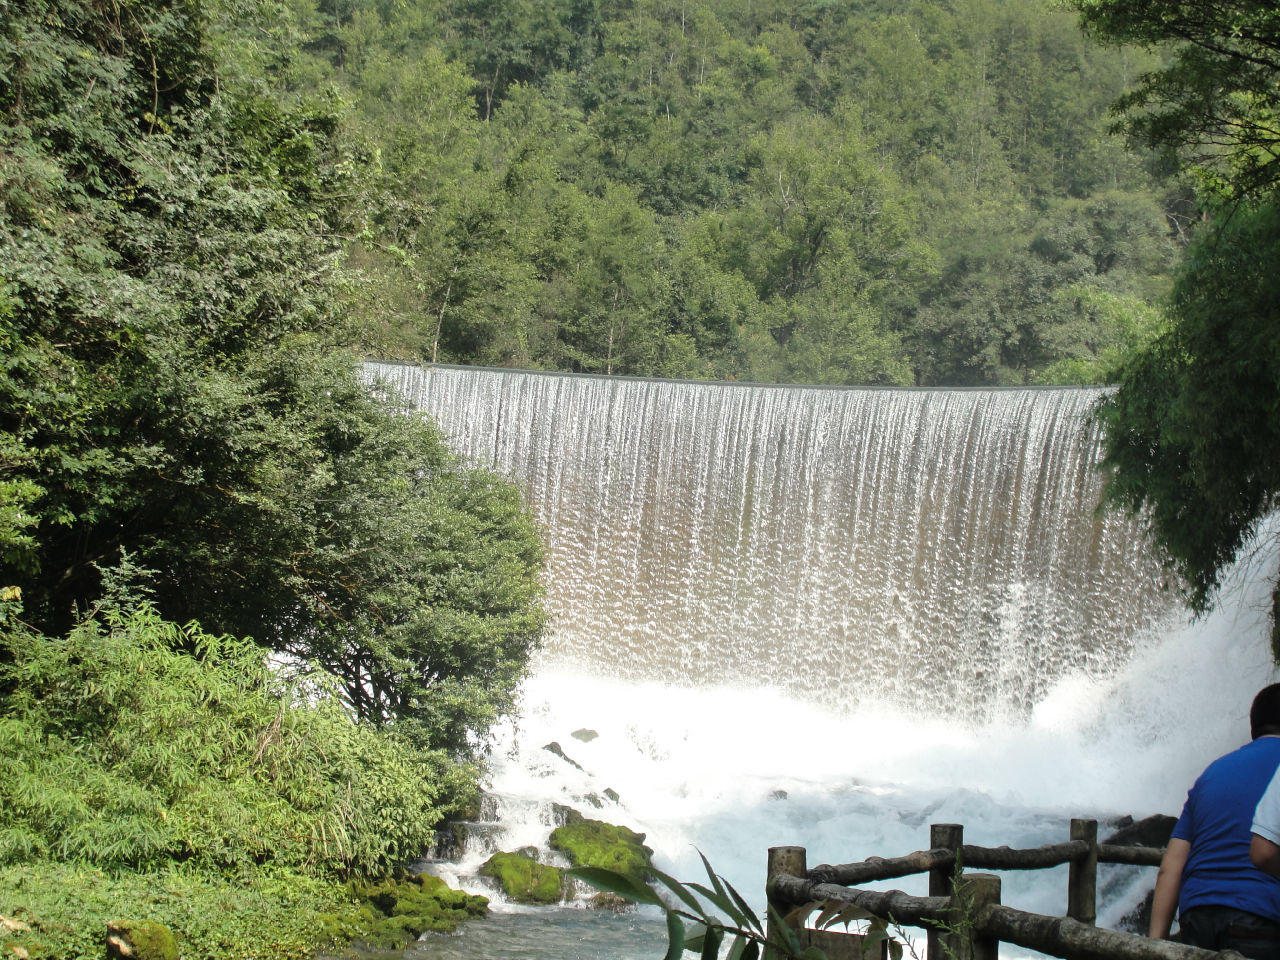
[810,840,1164,885]
[770,873,950,926]
[1099,844,1165,867]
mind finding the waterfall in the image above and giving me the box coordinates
[364,363,1278,958]
[369,362,1174,722]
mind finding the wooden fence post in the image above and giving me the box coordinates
[955,872,1001,960]
[1068,818,1098,925]
[929,824,963,960]
[767,846,807,960]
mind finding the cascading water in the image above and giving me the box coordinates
[363,363,1278,959]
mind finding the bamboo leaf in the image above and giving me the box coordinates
[688,882,746,926]
[567,867,664,907]
[664,908,686,960]
[701,923,725,960]
[837,905,876,926]
[685,922,708,954]
[768,904,802,953]
[726,877,762,931]
[700,848,730,901]
[651,866,712,919]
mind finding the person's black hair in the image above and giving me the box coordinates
[1252,683,1280,739]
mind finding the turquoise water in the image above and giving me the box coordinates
[407,909,667,960]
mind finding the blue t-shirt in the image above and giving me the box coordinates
[1172,736,1280,920]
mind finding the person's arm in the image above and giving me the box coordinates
[1253,765,1280,877]
[1252,834,1280,877]
[1149,837,1190,940]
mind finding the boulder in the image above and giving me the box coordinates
[1102,813,1177,935]
[549,817,654,886]
[320,874,488,951]
[543,741,585,771]
[105,920,178,960]
[1102,814,1177,849]
[479,851,566,904]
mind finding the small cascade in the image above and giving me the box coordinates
[418,741,637,909]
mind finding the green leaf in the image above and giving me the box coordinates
[767,905,802,954]
[567,867,664,907]
[699,849,730,902]
[726,877,762,931]
[651,867,712,920]
[700,923,725,960]
[727,933,751,960]
[688,882,746,927]
[685,922,708,953]
[664,908,686,960]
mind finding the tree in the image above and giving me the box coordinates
[1092,200,1280,631]
[1063,0,1280,633]
[0,0,545,756]
[1073,0,1280,200]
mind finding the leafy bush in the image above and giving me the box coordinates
[0,603,442,877]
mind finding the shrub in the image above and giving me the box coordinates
[0,603,442,877]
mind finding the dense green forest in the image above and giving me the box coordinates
[274,0,1184,386]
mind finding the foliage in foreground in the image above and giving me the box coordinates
[0,603,445,878]
[0,861,348,960]
[571,854,901,960]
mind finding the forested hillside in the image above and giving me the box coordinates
[271,0,1185,385]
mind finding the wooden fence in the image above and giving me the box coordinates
[764,820,1237,960]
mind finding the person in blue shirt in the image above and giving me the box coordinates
[1149,683,1280,958]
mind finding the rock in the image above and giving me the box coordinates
[551,803,586,827]
[543,741,585,771]
[1102,813,1177,935]
[321,874,488,951]
[549,817,655,886]
[1102,814,1177,849]
[603,788,621,804]
[430,820,507,861]
[769,789,788,801]
[571,729,599,742]
[587,892,635,911]
[105,920,178,960]
[479,851,566,904]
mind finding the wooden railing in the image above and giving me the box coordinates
[764,820,1237,960]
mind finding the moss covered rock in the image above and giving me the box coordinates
[478,851,566,904]
[106,920,178,960]
[319,874,488,951]
[548,818,654,885]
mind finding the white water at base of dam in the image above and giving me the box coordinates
[361,364,1280,958]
